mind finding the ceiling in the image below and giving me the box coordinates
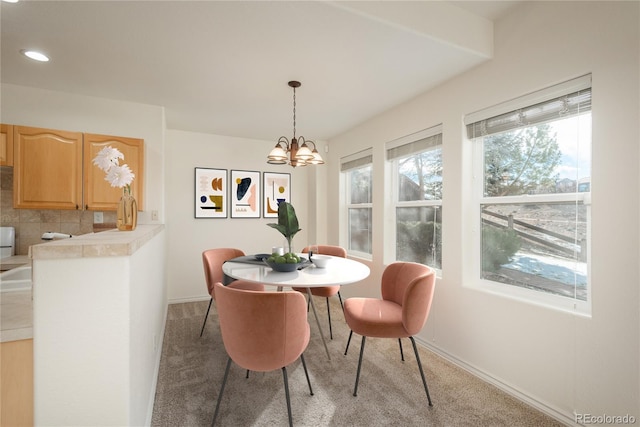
[1,1,521,142]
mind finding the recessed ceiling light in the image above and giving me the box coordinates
[21,50,49,62]
[2,0,20,3]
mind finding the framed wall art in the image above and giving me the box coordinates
[231,170,261,218]
[263,172,291,218]
[195,167,227,218]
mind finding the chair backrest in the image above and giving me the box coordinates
[381,262,436,336]
[214,282,310,372]
[202,248,245,295]
[302,245,346,258]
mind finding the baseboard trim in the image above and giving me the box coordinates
[144,304,169,426]
[414,337,576,426]
[168,295,210,304]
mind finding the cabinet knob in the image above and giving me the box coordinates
[76,204,79,210]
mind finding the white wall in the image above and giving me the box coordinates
[164,129,326,302]
[34,256,130,426]
[33,229,166,426]
[327,1,639,423]
[0,83,166,224]
[130,230,166,425]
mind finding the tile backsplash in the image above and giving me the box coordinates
[1,166,116,255]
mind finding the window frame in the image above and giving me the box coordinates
[466,76,592,315]
[340,149,373,259]
[386,125,443,272]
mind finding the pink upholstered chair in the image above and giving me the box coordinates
[211,282,314,427]
[200,248,264,337]
[343,262,436,406]
[292,245,347,339]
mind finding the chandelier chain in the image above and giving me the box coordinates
[292,86,297,139]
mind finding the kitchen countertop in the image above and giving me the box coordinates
[1,290,32,343]
[0,255,31,271]
[29,224,164,260]
[1,256,32,342]
[0,225,164,343]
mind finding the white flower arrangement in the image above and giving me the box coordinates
[92,146,135,190]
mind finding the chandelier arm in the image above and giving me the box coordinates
[297,136,318,148]
[277,137,291,150]
[301,139,317,150]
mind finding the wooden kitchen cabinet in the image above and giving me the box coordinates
[12,126,144,211]
[0,124,14,166]
[84,133,144,211]
[13,126,83,210]
[0,339,34,427]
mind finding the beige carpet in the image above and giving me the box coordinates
[151,299,564,426]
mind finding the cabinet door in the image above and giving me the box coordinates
[0,339,33,427]
[84,134,144,211]
[0,124,14,166]
[14,126,83,209]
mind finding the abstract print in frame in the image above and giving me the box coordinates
[263,172,291,218]
[195,167,227,218]
[231,170,260,218]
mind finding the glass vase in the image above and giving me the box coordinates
[117,187,138,231]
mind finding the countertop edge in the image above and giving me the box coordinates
[0,327,32,343]
[29,224,165,260]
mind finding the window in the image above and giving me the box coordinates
[466,75,591,310]
[341,150,373,256]
[387,126,442,269]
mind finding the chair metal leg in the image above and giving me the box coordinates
[212,359,303,427]
[399,338,405,361]
[200,298,213,337]
[410,336,433,407]
[337,291,344,312]
[282,366,293,427]
[326,297,333,339]
[211,357,232,426]
[344,330,353,355]
[353,336,366,396]
[300,353,314,395]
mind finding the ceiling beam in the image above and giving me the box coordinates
[328,1,494,58]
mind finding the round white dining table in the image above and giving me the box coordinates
[222,255,370,359]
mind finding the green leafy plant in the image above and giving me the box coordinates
[267,202,301,254]
[482,225,521,272]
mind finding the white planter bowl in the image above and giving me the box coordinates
[311,255,331,268]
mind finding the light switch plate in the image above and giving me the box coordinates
[93,212,104,223]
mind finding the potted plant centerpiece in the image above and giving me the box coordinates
[266,202,305,271]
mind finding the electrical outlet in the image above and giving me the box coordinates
[93,212,104,223]
[151,210,159,221]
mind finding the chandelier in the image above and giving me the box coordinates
[267,81,324,167]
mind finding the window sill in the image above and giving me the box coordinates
[465,278,592,318]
